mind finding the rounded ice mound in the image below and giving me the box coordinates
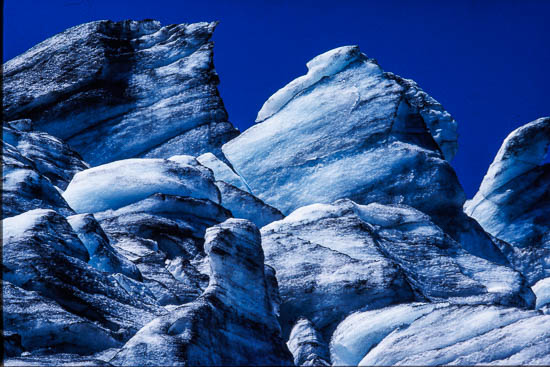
[63,158,220,213]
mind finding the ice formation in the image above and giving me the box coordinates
[109,219,293,366]
[333,303,550,366]
[466,117,550,284]
[63,157,220,213]
[3,20,239,165]
[2,20,549,366]
[223,45,459,218]
[261,199,533,341]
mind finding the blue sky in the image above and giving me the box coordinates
[4,0,549,197]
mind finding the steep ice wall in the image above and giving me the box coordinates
[3,20,239,165]
[466,117,550,284]
[2,209,165,356]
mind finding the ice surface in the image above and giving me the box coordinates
[261,199,531,341]
[67,213,141,280]
[2,141,75,218]
[63,157,220,213]
[110,219,293,366]
[533,277,550,309]
[256,46,365,122]
[3,20,239,165]
[330,302,444,365]
[354,303,550,366]
[3,281,119,355]
[466,117,550,284]
[215,181,284,228]
[197,152,250,192]
[2,209,165,357]
[3,124,89,189]
[287,318,330,366]
[3,18,547,365]
[96,193,231,305]
[4,209,89,262]
[224,46,459,220]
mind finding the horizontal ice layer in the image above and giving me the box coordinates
[63,157,220,213]
[3,20,239,165]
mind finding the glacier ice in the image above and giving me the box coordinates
[533,277,550,310]
[221,45,513,267]
[466,117,550,284]
[197,152,250,192]
[343,303,550,366]
[215,181,284,228]
[330,302,445,366]
[95,193,232,305]
[3,18,549,366]
[3,280,119,355]
[110,219,293,366]
[2,140,75,218]
[3,20,239,166]
[63,157,220,213]
[2,209,165,357]
[287,318,330,366]
[256,46,365,123]
[4,123,89,190]
[223,45,460,218]
[2,122,89,218]
[261,199,532,341]
[67,213,141,280]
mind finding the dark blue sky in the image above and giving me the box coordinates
[4,1,549,197]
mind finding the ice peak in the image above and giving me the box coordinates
[256,45,365,122]
[305,45,362,71]
[478,116,550,196]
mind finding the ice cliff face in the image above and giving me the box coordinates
[466,117,550,285]
[223,46,460,218]
[3,20,238,166]
[221,45,513,267]
[3,20,550,366]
